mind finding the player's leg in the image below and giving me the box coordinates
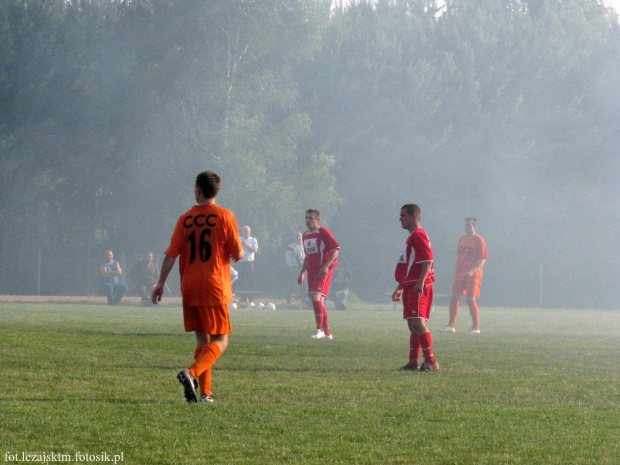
[191,333,227,401]
[466,278,481,333]
[400,322,421,370]
[441,295,460,332]
[190,305,231,379]
[310,292,326,338]
[411,286,439,371]
[466,297,480,333]
[309,268,334,338]
[321,297,331,338]
[319,269,334,337]
[177,305,200,402]
[410,318,436,367]
[443,279,465,332]
[449,294,460,327]
[180,304,231,402]
[193,332,210,398]
[400,288,423,370]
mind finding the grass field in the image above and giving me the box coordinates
[1,301,619,465]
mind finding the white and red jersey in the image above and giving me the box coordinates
[395,227,435,287]
[302,227,340,275]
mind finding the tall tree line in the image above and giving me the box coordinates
[309,0,620,307]
[0,0,618,307]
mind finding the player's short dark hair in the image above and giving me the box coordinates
[305,209,320,219]
[401,204,420,218]
[195,171,221,199]
[466,217,478,226]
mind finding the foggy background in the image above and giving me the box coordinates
[0,0,618,309]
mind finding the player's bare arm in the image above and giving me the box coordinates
[319,248,339,277]
[152,254,177,304]
[392,284,403,301]
[298,257,308,286]
[414,261,433,293]
[465,258,486,278]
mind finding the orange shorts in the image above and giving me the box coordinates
[183,303,232,335]
[452,277,482,298]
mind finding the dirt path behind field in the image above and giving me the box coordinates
[0,294,183,305]
[0,295,295,309]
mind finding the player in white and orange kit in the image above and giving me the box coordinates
[392,204,439,371]
[152,171,243,403]
[441,217,488,334]
[297,209,340,340]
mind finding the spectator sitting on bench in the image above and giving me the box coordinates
[130,251,159,306]
[100,250,128,306]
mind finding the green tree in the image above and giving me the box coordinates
[307,0,620,306]
[124,0,338,251]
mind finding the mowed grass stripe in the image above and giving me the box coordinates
[1,302,618,464]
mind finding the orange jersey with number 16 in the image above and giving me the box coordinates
[165,204,242,306]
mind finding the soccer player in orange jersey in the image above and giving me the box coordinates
[392,204,439,371]
[440,217,488,334]
[152,171,243,403]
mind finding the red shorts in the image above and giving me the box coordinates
[307,268,333,297]
[183,303,233,335]
[452,277,482,298]
[402,284,433,320]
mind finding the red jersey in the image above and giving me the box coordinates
[302,227,340,274]
[455,234,487,278]
[165,204,242,306]
[395,227,435,287]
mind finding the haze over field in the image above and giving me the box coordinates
[0,0,618,309]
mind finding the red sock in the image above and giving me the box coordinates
[448,299,459,327]
[419,331,435,364]
[312,301,324,330]
[409,332,421,366]
[321,305,330,335]
[467,300,480,330]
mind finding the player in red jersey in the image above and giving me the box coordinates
[440,217,488,334]
[392,204,439,371]
[297,209,340,340]
[152,171,243,403]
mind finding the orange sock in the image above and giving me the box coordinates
[202,368,212,397]
[193,348,211,396]
[189,342,221,388]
